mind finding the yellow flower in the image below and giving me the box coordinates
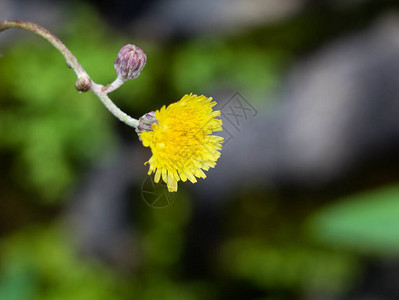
[140,94,224,192]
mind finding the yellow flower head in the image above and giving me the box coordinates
[139,94,224,192]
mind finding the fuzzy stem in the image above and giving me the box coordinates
[102,75,126,94]
[91,83,139,127]
[0,20,86,78]
[0,20,139,128]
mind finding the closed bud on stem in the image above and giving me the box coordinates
[114,44,146,81]
[75,74,91,92]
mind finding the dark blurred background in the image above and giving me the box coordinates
[1,0,399,299]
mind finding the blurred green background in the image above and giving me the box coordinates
[1,1,399,299]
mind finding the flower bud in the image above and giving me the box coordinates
[75,74,91,92]
[114,44,146,81]
[136,111,157,137]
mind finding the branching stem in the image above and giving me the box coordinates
[0,20,139,128]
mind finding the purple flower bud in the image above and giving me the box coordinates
[114,44,146,80]
[136,111,157,138]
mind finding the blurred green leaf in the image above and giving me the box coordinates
[220,238,357,294]
[0,261,36,300]
[309,185,399,254]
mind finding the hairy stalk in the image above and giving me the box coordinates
[0,20,139,128]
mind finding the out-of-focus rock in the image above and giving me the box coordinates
[0,0,65,44]
[131,0,304,39]
[194,15,399,198]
